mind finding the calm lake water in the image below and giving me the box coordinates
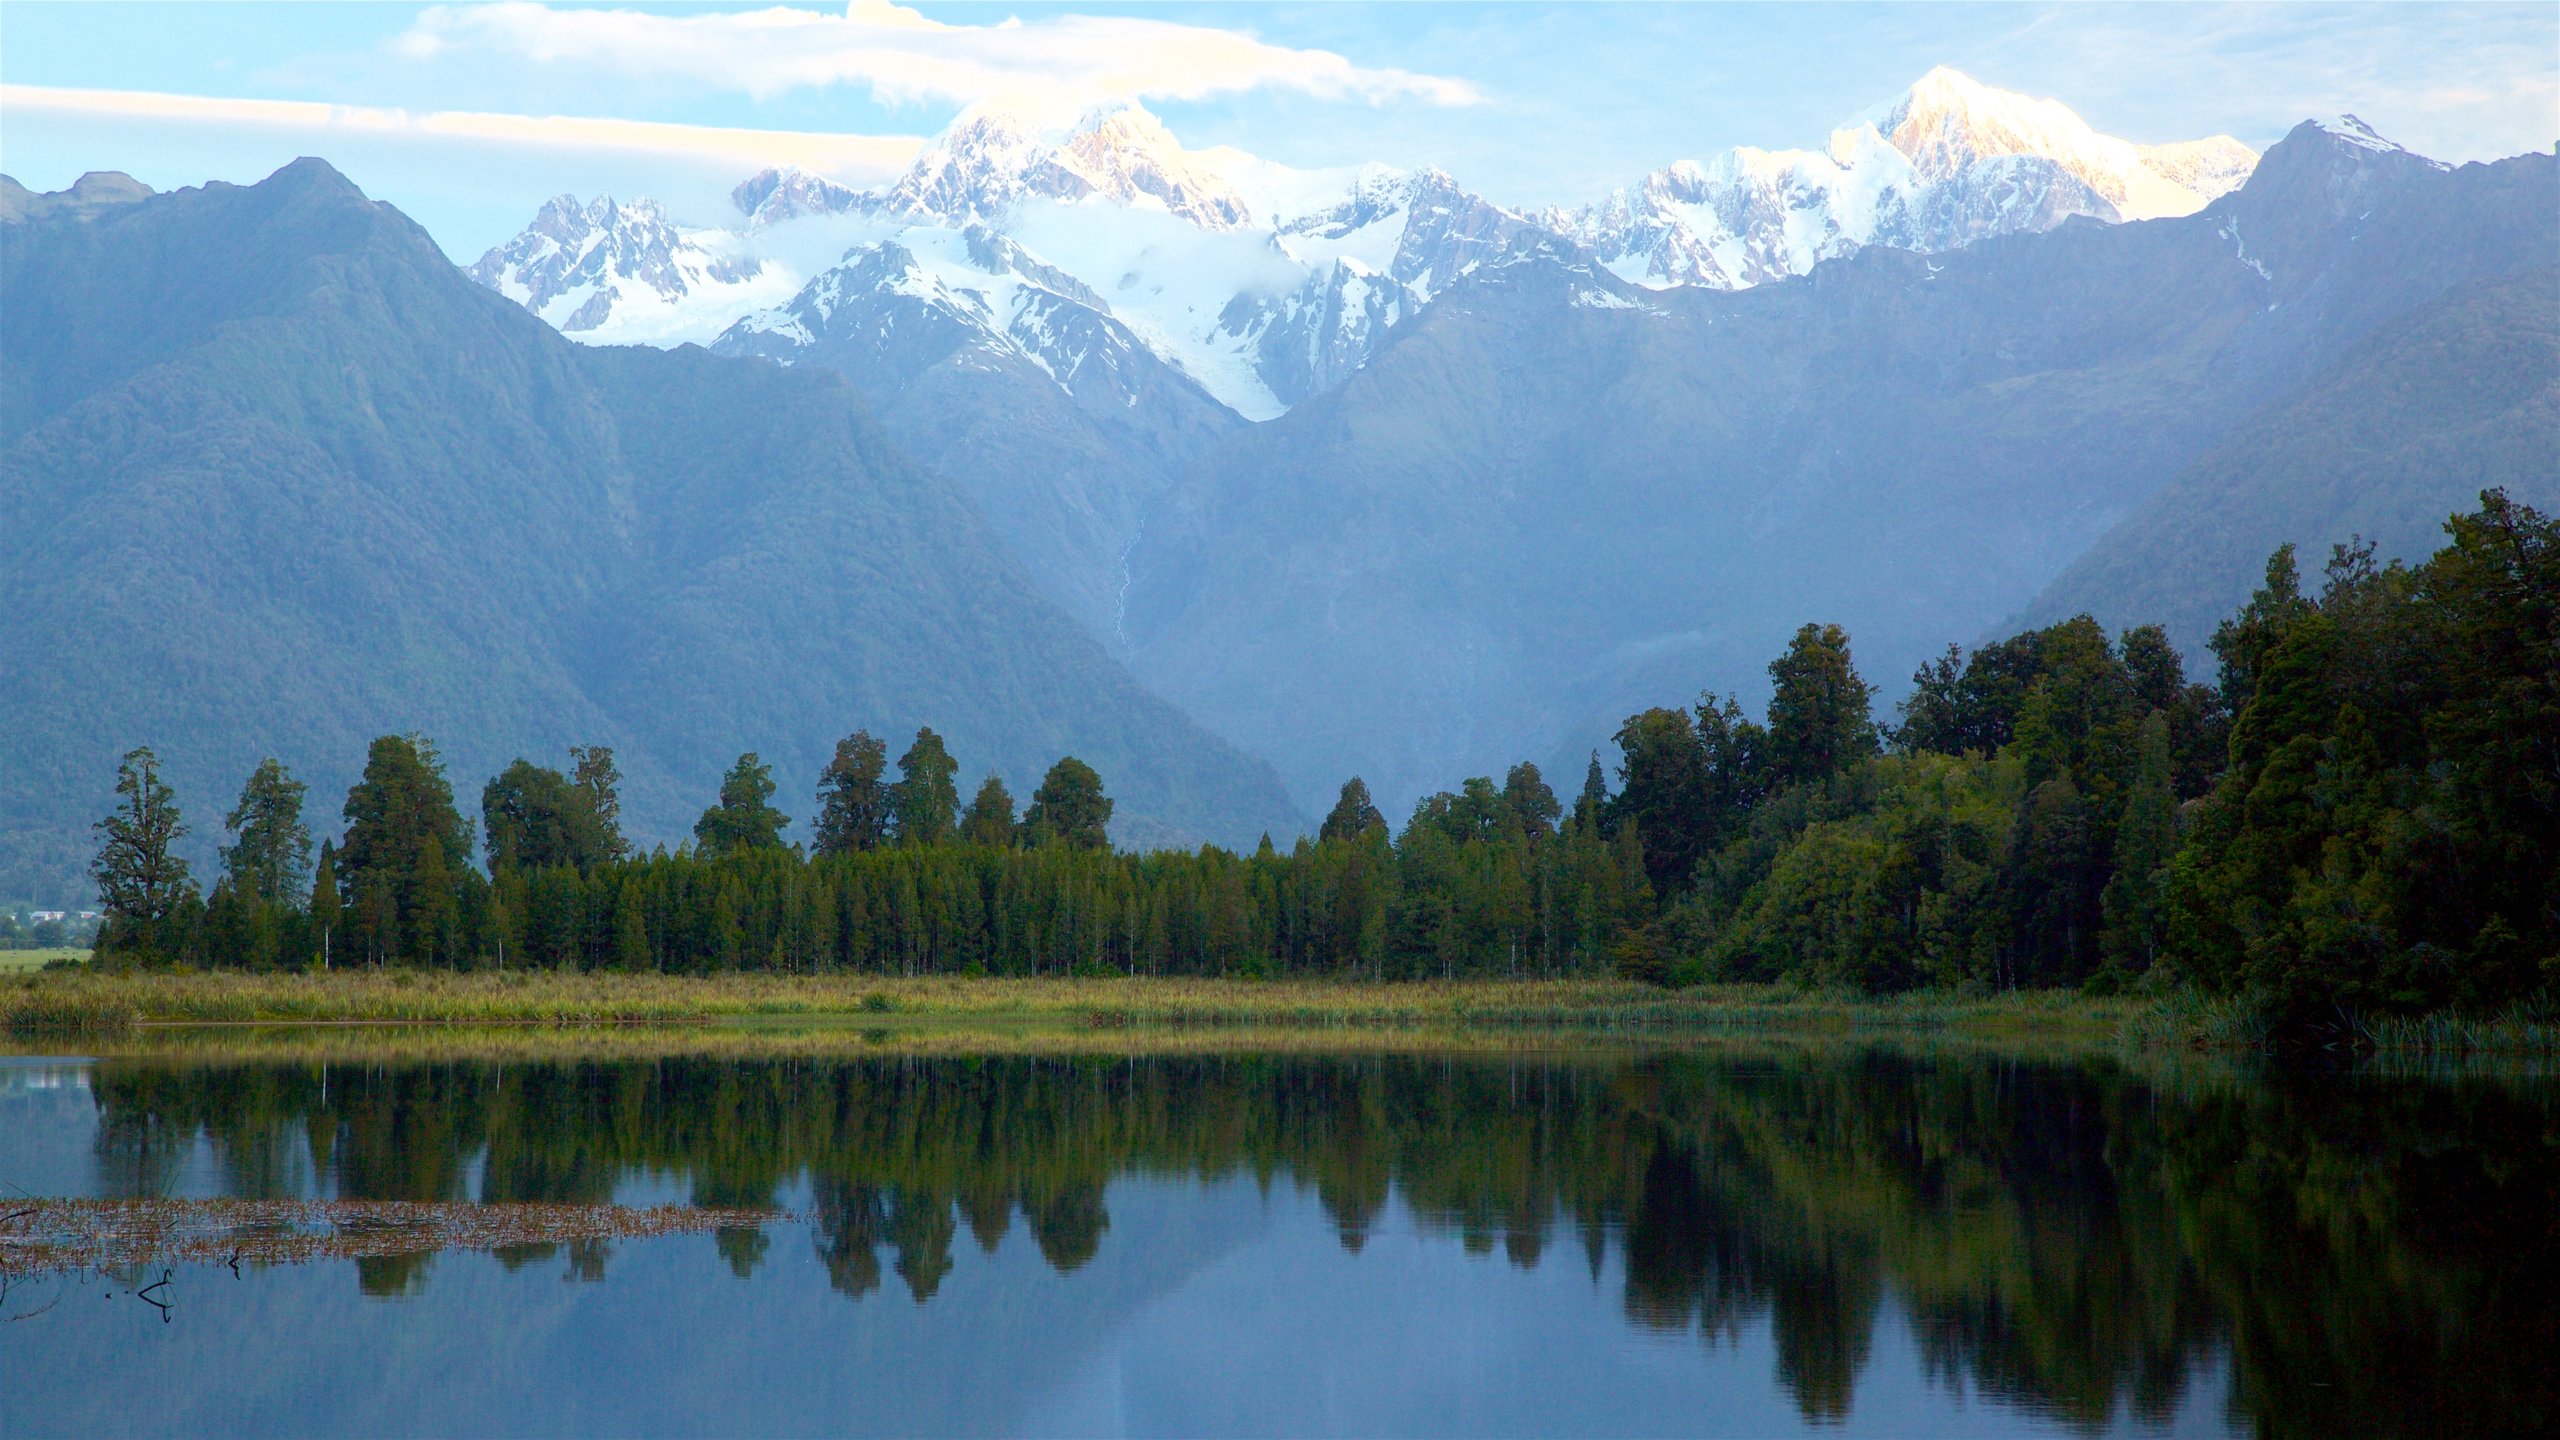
[1,1045,2551,1438]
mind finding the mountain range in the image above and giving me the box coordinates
[4,67,2553,901]
[0,160,1301,904]
[1120,121,2556,813]
[463,69,2279,654]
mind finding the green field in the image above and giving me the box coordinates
[0,948,86,974]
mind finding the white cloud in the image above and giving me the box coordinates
[1,84,924,180]
[392,0,1482,110]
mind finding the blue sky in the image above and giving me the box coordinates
[5,2,2554,258]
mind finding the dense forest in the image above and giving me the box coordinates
[84,494,2554,1025]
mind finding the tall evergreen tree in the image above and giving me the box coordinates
[1612,707,1711,899]
[695,753,790,854]
[1573,752,1609,832]
[813,730,892,856]
[961,775,1018,847]
[341,735,472,966]
[222,757,311,905]
[1502,763,1561,844]
[1895,645,1969,755]
[484,757,618,872]
[568,745,628,861]
[889,729,961,847]
[309,838,341,970]
[1023,757,1112,850]
[1763,622,1879,790]
[92,746,195,949]
[1320,778,1386,842]
[2101,711,2178,975]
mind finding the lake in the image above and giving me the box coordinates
[2,1042,2551,1437]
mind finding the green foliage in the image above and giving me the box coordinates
[1319,777,1386,843]
[79,499,2554,1026]
[812,731,891,856]
[959,774,1019,848]
[2099,713,2177,975]
[1022,756,1112,850]
[484,754,621,872]
[91,746,199,961]
[694,753,790,856]
[889,729,961,847]
[221,758,311,905]
[1764,622,1879,790]
[340,735,476,968]
[2168,491,2560,1023]
[0,158,1303,910]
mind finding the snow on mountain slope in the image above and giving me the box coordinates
[718,222,1164,410]
[1557,67,2260,291]
[471,69,2264,408]
[465,194,803,345]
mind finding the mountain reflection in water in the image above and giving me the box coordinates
[2,1049,2550,1437]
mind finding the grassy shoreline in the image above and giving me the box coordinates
[4,970,2134,1038]
[5,969,2550,1057]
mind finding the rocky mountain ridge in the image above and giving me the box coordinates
[467,69,2259,416]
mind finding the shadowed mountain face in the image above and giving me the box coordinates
[711,231,1244,648]
[2019,263,2560,655]
[0,160,1302,901]
[1120,127,2560,816]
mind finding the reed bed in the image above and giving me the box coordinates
[0,1197,786,1280]
[2356,1002,2560,1055]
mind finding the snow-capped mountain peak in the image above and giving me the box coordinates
[467,192,791,341]
[2314,114,2426,159]
[1556,67,2261,293]
[879,95,1254,231]
[731,166,867,227]
[470,66,2298,412]
[1860,66,2254,219]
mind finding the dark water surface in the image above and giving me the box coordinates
[1,1046,2551,1437]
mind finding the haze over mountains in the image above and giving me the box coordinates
[3,67,2553,900]
[0,161,1301,903]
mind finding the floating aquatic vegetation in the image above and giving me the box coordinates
[0,1197,788,1279]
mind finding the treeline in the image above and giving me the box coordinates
[84,494,2554,1020]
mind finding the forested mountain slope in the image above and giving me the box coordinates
[0,160,1301,902]
[2019,264,2559,653]
[1122,124,2559,816]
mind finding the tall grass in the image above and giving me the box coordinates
[2357,1001,2560,1056]
[2,970,2138,1045]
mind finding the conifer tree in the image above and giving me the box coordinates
[614,878,651,971]
[222,758,311,905]
[484,758,618,872]
[813,730,892,856]
[309,838,342,970]
[1023,758,1112,850]
[2100,711,2178,975]
[1573,752,1609,832]
[695,753,790,854]
[92,746,195,952]
[1320,777,1386,842]
[1501,763,1561,844]
[341,735,472,966]
[961,775,1018,847]
[1763,622,1879,790]
[568,745,628,861]
[889,729,961,846]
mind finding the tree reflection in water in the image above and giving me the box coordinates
[82,1050,2557,1434]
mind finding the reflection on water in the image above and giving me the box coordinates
[1,1049,2552,1437]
